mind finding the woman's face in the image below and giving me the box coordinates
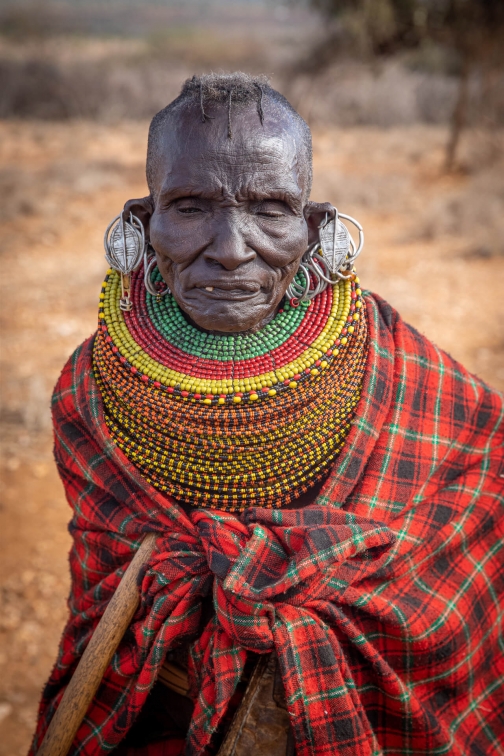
[128,102,330,333]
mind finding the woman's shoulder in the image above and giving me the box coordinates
[51,332,97,423]
[362,290,503,441]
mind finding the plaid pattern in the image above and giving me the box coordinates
[31,293,504,756]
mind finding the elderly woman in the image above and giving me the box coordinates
[31,73,503,756]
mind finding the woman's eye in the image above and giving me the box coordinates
[255,202,288,218]
[257,209,284,218]
[178,207,203,214]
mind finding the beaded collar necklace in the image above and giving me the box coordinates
[93,266,368,511]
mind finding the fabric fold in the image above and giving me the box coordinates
[132,507,397,755]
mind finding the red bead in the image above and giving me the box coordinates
[141,375,149,382]
[131,366,137,374]
[167,387,174,393]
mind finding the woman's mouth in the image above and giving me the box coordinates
[193,283,261,301]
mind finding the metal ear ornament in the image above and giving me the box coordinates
[286,208,364,307]
[318,210,364,279]
[144,246,170,301]
[104,213,146,311]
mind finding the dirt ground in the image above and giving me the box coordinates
[0,120,503,755]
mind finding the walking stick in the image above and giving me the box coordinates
[36,533,157,756]
[36,531,273,756]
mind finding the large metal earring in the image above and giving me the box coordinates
[318,209,364,280]
[144,246,170,300]
[286,208,364,306]
[104,213,145,311]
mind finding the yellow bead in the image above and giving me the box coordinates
[341,337,348,345]
[353,314,360,321]
[233,396,242,403]
[348,326,354,333]
[355,301,362,309]
[218,398,225,404]
[320,361,328,368]
[268,389,276,397]
[311,369,319,376]
[249,393,259,401]
[203,399,212,405]
[289,381,297,389]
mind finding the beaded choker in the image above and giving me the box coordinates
[93,266,368,511]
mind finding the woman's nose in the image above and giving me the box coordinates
[203,215,256,270]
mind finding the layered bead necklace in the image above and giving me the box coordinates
[93,265,368,511]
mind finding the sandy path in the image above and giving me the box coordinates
[0,121,502,754]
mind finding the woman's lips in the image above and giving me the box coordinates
[191,283,262,301]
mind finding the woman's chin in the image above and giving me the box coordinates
[179,299,276,334]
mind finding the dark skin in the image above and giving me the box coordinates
[125,100,335,508]
[125,100,335,334]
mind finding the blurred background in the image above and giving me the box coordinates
[0,0,503,752]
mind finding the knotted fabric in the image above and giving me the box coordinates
[31,294,504,756]
[139,507,394,755]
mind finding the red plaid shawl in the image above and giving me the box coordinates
[31,294,504,756]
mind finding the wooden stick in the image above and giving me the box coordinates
[217,654,271,756]
[36,532,157,756]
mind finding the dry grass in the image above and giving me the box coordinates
[1,24,503,128]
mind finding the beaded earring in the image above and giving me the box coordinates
[104,213,145,311]
[286,208,364,307]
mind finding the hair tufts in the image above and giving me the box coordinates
[146,72,313,198]
[255,83,264,125]
[227,88,233,139]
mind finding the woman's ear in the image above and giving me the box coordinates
[122,196,155,240]
[303,201,336,245]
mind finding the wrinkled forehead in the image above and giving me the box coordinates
[150,102,310,203]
